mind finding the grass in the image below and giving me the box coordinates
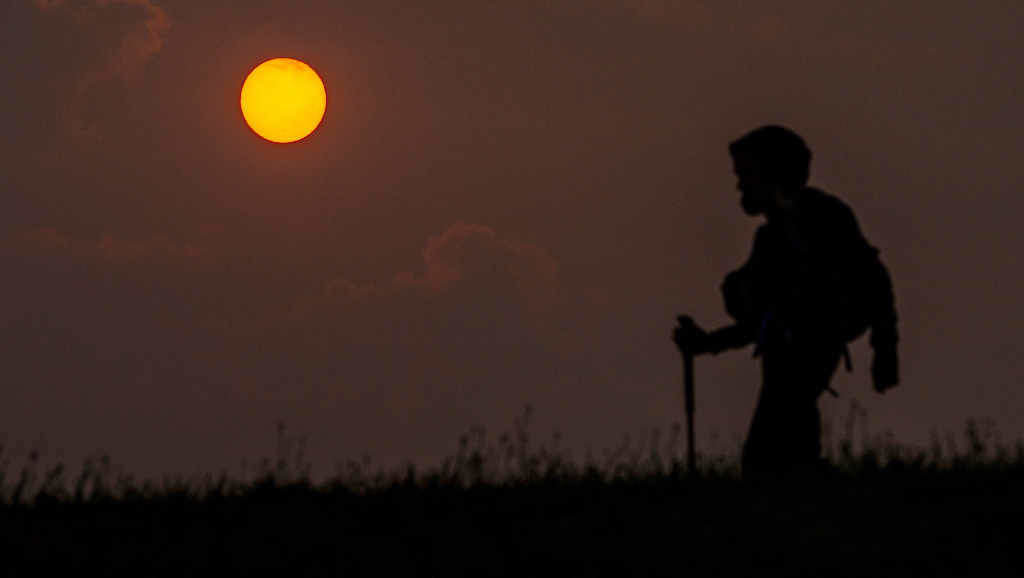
[1,406,1022,577]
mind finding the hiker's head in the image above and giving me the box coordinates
[729,126,811,217]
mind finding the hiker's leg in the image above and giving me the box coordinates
[742,342,842,475]
[741,385,781,475]
[741,379,820,474]
[785,342,843,467]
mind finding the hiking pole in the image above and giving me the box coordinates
[683,346,696,474]
[676,315,699,474]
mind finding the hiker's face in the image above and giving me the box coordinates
[732,156,776,217]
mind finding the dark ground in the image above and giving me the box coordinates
[2,452,1021,577]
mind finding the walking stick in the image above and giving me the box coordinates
[675,315,699,474]
[683,347,696,473]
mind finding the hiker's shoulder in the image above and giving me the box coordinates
[753,221,773,242]
[802,187,860,226]
[802,187,850,213]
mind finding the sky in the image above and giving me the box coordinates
[2,0,1022,480]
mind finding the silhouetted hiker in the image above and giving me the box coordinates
[673,125,900,477]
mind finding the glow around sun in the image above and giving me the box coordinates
[240,58,326,143]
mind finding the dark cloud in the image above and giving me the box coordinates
[289,222,564,347]
[393,222,560,312]
[32,0,172,141]
[11,227,204,264]
[33,0,171,85]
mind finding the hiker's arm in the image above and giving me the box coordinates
[721,226,771,325]
[868,259,899,392]
[867,258,899,351]
[701,323,756,355]
[703,225,767,354]
[674,319,755,355]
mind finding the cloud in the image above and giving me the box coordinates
[394,222,560,311]
[97,0,171,81]
[269,224,569,435]
[291,222,562,321]
[33,0,171,84]
[33,0,172,140]
[287,222,563,340]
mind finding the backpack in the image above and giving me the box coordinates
[722,189,892,351]
[828,242,887,344]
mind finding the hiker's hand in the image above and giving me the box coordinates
[674,315,709,354]
[871,346,899,393]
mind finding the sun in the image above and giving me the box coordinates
[240,58,327,144]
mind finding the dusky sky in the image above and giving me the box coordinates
[3,0,1022,479]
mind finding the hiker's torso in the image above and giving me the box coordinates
[747,187,849,343]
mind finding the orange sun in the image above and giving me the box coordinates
[240,58,327,143]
